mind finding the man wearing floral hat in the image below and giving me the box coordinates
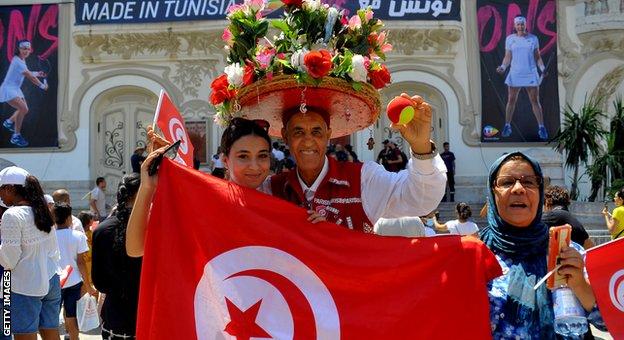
[269,100,445,233]
[209,0,447,233]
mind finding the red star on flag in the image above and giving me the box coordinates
[224,298,272,340]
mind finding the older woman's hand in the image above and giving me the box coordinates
[558,245,596,311]
[557,246,585,288]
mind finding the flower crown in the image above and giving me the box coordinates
[210,0,392,126]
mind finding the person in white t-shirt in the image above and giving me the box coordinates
[374,216,428,237]
[54,202,96,340]
[496,16,548,140]
[0,40,49,147]
[0,166,61,338]
[434,202,479,237]
[90,177,107,221]
[52,188,85,233]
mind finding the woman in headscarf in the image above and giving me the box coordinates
[480,152,606,339]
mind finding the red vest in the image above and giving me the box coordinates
[270,158,374,233]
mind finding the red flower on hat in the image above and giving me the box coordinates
[368,65,391,89]
[282,0,303,6]
[304,49,333,79]
[243,63,255,86]
[210,74,237,105]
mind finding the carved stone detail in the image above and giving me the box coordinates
[74,31,225,63]
[180,100,213,121]
[579,30,624,55]
[172,60,219,98]
[590,65,624,109]
[389,28,461,56]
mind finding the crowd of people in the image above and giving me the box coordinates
[0,119,621,339]
[0,88,620,340]
[0,3,619,338]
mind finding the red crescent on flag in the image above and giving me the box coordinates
[227,269,317,340]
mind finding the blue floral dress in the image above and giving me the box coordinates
[487,243,607,339]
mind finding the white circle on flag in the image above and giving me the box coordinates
[168,117,189,155]
[609,269,624,312]
[194,246,340,339]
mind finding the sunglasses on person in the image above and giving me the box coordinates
[230,117,270,132]
[493,175,541,189]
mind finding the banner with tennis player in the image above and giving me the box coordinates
[0,4,58,148]
[477,0,559,143]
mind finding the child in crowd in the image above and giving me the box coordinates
[77,210,96,278]
[54,203,96,340]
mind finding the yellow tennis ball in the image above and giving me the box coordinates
[398,105,415,125]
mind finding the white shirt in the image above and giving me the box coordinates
[424,227,436,237]
[56,227,89,288]
[71,215,85,233]
[374,216,427,237]
[272,148,285,161]
[90,186,107,218]
[297,157,329,203]
[445,219,479,236]
[361,155,447,224]
[270,154,447,226]
[212,155,224,169]
[0,206,60,296]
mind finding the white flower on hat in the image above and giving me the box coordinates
[303,0,321,11]
[246,0,264,12]
[349,54,368,83]
[224,63,245,87]
[290,48,309,72]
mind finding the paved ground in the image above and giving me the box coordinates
[33,324,613,339]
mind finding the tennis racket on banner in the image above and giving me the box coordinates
[37,56,51,89]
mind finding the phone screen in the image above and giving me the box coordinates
[148,140,181,176]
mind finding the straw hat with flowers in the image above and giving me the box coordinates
[209,0,393,138]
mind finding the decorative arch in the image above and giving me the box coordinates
[568,54,624,106]
[67,64,182,152]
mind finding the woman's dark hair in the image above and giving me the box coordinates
[616,187,624,200]
[220,118,271,156]
[12,175,53,233]
[77,210,94,230]
[456,202,472,220]
[14,39,30,56]
[53,202,72,226]
[113,173,141,252]
[544,185,570,208]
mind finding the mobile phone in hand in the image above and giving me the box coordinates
[148,140,181,176]
[546,225,571,290]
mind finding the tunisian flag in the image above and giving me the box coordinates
[586,237,624,338]
[152,89,194,167]
[137,160,501,339]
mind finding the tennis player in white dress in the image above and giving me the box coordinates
[496,16,548,140]
[0,40,48,147]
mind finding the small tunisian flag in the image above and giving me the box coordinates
[137,160,501,339]
[586,237,624,338]
[153,89,194,167]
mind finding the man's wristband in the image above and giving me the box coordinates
[411,141,438,160]
[499,64,508,71]
[38,83,46,89]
